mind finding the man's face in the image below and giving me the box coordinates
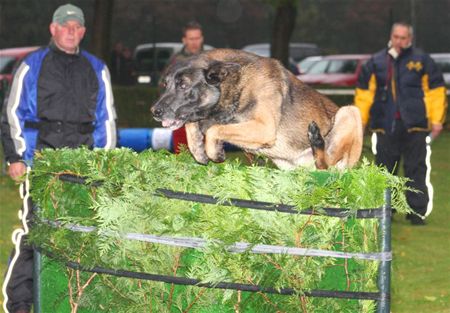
[50,20,86,54]
[390,25,412,53]
[182,29,204,55]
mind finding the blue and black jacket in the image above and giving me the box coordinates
[355,47,447,133]
[1,43,117,164]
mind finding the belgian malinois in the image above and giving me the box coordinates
[151,49,363,170]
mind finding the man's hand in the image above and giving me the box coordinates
[8,162,27,181]
[431,123,443,140]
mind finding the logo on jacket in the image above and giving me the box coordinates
[406,61,423,72]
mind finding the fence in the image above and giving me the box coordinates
[32,169,393,313]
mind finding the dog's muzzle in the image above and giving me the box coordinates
[161,119,185,130]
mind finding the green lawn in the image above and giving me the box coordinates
[0,161,23,312]
[0,131,449,313]
[390,131,450,313]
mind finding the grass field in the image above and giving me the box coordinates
[0,131,449,313]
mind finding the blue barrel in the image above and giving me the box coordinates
[118,128,173,152]
[118,128,240,153]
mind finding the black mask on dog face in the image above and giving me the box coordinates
[151,59,241,129]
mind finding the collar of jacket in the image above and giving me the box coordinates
[49,40,81,57]
[180,46,203,57]
[386,46,413,60]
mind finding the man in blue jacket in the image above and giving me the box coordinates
[355,22,447,225]
[1,4,116,313]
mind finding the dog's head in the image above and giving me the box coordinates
[151,58,240,129]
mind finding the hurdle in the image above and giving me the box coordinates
[27,148,401,312]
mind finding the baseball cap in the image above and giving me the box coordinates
[52,4,85,26]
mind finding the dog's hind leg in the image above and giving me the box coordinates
[324,106,363,169]
[308,121,328,170]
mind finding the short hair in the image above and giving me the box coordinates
[391,22,414,38]
[182,21,202,36]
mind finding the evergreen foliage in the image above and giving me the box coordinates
[29,147,411,312]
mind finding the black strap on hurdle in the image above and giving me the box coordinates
[57,174,384,219]
[58,174,103,187]
[59,256,384,301]
[155,188,384,219]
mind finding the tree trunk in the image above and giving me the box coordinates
[270,0,297,67]
[90,0,114,62]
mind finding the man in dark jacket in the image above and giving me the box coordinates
[1,4,116,313]
[169,21,205,66]
[355,22,447,225]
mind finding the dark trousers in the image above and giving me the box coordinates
[375,120,429,216]
[4,198,34,313]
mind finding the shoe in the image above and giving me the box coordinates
[409,214,426,226]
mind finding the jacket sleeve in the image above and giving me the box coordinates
[93,64,117,149]
[354,59,377,127]
[1,62,30,163]
[422,55,448,125]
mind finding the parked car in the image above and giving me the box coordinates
[297,54,370,87]
[0,46,39,84]
[297,56,323,74]
[241,42,321,75]
[0,46,39,105]
[241,42,320,62]
[133,42,214,85]
[430,53,450,85]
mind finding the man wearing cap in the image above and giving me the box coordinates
[1,4,116,313]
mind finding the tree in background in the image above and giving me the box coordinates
[1,0,450,56]
[90,0,114,62]
[269,0,297,67]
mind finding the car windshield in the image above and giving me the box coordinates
[327,60,358,73]
[298,58,321,73]
[306,59,358,74]
[0,56,16,74]
[307,60,329,74]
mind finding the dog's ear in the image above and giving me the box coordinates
[204,61,240,86]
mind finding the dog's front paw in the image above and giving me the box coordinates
[204,126,226,163]
[206,141,226,163]
[205,137,226,163]
[308,121,325,149]
[213,145,226,163]
[190,148,210,165]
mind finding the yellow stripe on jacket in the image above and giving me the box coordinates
[354,73,377,127]
[422,74,448,125]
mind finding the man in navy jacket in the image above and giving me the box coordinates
[355,22,447,225]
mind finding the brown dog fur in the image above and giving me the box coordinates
[152,49,363,170]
